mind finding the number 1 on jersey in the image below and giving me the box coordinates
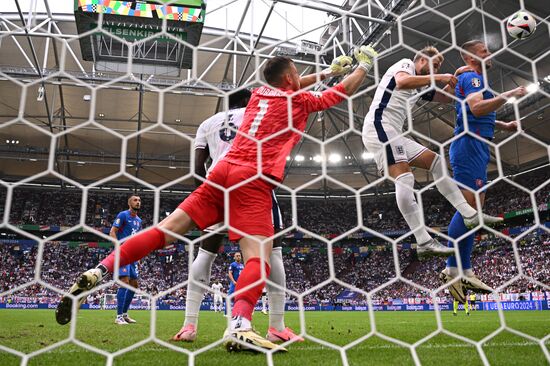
[249,99,269,137]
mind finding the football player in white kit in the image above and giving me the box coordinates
[211,281,224,313]
[362,46,501,258]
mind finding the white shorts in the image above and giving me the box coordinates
[363,124,427,173]
[214,294,223,303]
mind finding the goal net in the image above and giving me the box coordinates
[0,0,549,365]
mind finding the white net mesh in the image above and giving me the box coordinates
[0,0,549,365]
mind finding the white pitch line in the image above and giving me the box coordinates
[41,341,544,354]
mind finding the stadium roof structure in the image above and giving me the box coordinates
[0,0,548,196]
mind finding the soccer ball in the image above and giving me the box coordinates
[507,11,537,40]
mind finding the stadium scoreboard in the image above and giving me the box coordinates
[74,0,206,74]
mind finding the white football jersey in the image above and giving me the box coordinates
[363,58,431,134]
[211,283,223,294]
[194,108,245,176]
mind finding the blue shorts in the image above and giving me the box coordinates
[228,283,236,296]
[449,135,490,191]
[119,262,138,279]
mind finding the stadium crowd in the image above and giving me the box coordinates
[0,167,548,306]
[1,231,548,306]
[2,167,547,235]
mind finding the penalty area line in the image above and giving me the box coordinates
[45,340,542,353]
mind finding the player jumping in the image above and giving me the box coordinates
[362,45,502,259]
[109,195,142,325]
[440,40,526,302]
[55,46,377,352]
[172,89,302,343]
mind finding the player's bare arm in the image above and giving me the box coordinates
[495,120,519,132]
[228,270,236,285]
[466,86,526,117]
[194,146,209,187]
[454,65,474,76]
[109,226,119,240]
[394,71,457,91]
[393,71,456,104]
[431,66,474,103]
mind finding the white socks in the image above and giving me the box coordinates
[267,247,286,331]
[430,156,476,219]
[184,245,287,331]
[230,315,251,331]
[183,248,217,327]
[447,266,474,277]
[395,172,432,244]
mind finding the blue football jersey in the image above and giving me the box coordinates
[455,71,496,139]
[112,210,142,240]
[229,261,244,282]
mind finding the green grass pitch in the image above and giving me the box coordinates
[0,309,549,365]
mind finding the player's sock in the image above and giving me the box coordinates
[446,211,474,271]
[117,287,126,316]
[230,315,252,330]
[232,257,270,322]
[267,247,286,332]
[183,248,217,327]
[96,264,109,278]
[122,289,135,314]
[429,156,476,218]
[447,266,459,278]
[262,296,267,311]
[453,300,458,314]
[100,228,166,272]
[395,173,432,244]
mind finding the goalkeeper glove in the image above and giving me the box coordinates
[322,55,353,77]
[354,45,378,73]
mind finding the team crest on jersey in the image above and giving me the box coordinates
[471,78,481,88]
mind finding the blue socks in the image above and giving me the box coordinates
[446,211,474,270]
[116,287,126,316]
[123,290,135,313]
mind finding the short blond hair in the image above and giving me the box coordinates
[413,46,444,63]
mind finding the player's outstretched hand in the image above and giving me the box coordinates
[354,45,378,72]
[436,73,457,86]
[323,55,353,77]
[511,86,527,98]
[503,86,527,101]
[447,76,458,89]
[503,120,519,132]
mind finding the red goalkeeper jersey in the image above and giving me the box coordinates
[223,83,347,181]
